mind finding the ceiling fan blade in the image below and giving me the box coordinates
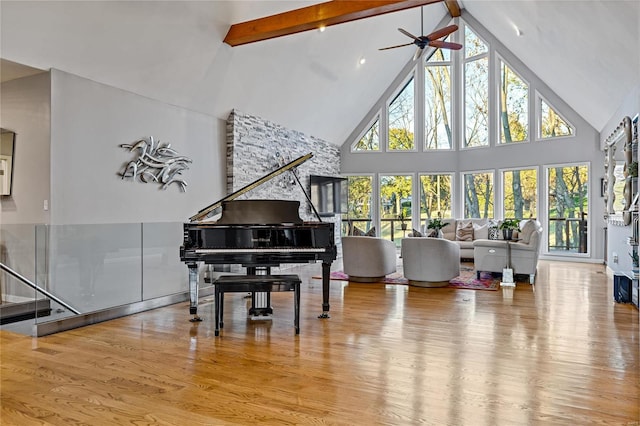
[379,42,414,51]
[398,28,420,41]
[429,40,463,50]
[426,24,458,41]
[413,46,424,61]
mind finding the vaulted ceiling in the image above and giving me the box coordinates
[1,1,638,145]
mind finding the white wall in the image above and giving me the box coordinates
[0,73,51,297]
[1,72,51,225]
[49,69,225,225]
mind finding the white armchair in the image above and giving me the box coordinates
[401,237,460,287]
[342,236,398,282]
[473,219,542,284]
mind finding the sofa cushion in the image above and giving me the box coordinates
[456,222,474,241]
[473,223,489,240]
[519,220,537,244]
[439,219,457,241]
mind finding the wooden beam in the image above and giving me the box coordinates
[443,0,461,17]
[224,0,444,47]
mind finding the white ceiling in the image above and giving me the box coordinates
[1,1,638,145]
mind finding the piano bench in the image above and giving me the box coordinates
[213,274,301,336]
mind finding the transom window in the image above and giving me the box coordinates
[388,77,415,151]
[425,47,452,150]
[353,117,380,151]
[464,25,489,148]
[499,59,529,144]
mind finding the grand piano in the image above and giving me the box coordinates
[180,153,337,321]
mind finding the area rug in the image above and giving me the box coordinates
[313,267,499,290]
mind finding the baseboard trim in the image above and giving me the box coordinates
[34,286,214,337]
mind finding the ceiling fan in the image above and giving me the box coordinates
[379,9,462,61]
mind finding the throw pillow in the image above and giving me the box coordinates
[488,220,500,240]
[519,220,536,244]
[409,228,423,237]
[351,226,365,236]
[456,222,474,241]
[365,226,376,237]
[473,223,489,240]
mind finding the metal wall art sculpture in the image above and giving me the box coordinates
[119,136,192,192]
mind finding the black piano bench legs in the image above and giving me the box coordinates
[213,274,301,337]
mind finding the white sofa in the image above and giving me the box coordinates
[420,218,491,259]
[342,236,398,282]
[401,237,460,287]
[473,219,543,284]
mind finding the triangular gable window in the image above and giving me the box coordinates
[352,117,380,151]
[539,96,574,139]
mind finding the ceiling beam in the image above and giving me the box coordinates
[444,0,461,17]
[224,0,444,47]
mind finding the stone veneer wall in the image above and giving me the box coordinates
[226,109,341,218]
[226,109,343,255]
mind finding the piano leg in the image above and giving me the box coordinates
[318,261,331,318]
[187,262,203,322]
[247,266,273,319]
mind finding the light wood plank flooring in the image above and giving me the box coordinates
[1,260,638,425]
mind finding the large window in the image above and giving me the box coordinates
[547,164,588,253]
[388,77,415,151]
[380,174,412,242]
[539,96,574,139]
[344,175,374,235]
[419,174,453,219]
[463,171,494,218]
[502,168,537,219]
[499,60,528,144]
[353,118,380,151]
[425,48,452,150]
[464,25,489,148]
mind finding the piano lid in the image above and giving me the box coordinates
[189,152,313,222]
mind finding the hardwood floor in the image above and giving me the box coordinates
[1,260,638,425]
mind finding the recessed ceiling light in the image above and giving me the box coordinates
[318,25,326,33]
[514,25,523,37]
[358,57,366,66]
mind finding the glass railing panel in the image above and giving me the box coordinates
[142,222,188,299]
[1,224,39,304]
[45,223,142,315]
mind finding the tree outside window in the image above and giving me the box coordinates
[500,61,528,144]
[548,165,588,253]
[420,174,452,220]
[425,48,452,150]
[380,175,412,241]
[503,168,537,219]
[388,78,415,150]
[463,171,494,218]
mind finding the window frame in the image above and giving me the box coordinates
[536,91,576,141]
[460,169,495,219]
[543,162,590,258]
[496,54,531,146]
[499,166,539,220]
[350,113,382,153]
[387,72,418,152]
